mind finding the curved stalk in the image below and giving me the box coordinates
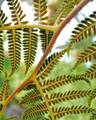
[3,0,91,116]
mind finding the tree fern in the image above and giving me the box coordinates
[0,0,96,120]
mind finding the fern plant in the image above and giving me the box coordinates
[0,0,96,120]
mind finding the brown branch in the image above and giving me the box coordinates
[4,0,91,112]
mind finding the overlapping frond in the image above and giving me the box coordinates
[40,29,53,52]
[85,64,96,79]
[20,89,42,106]
[41,75,90,91]
[23,28,38,72]
[0,1,96,120]
[70,11,96,43]
[37,49,66,80]
[33,0,48,22]
[7,29,21,74]
[22,103,48,120]
[52,106,94,119]
[6,0,27,24]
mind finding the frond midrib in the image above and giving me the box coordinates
[0,24,57,32]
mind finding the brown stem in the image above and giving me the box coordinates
[5,0,91,111]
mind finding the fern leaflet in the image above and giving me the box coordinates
[40,29,53,52]
[6,0,27,24]
[37,49,67,80]
[33,0,48,22]
[52,106,94,119]
[23,28,38,72]
[47,90,92,105]
[85,63,96,79]
[41,75,90,91]
[7,29,21,75]
[70,11,96,43]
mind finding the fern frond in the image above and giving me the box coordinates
[40,29,53,52]
[78,43,96,62]
[22,103,48,120]
[41,75,90,91]
[0,9,8,26]
[20,89,42,106]
[70,11,96,43]
[73,43,96,69]
[85,64,96,79]
[23,28,38,72]
[52,106,94,119]
[6,0,27,24]
[37,49,66,80]
[47,90,92,105]
[0,9,7,72]
[0,80,9,100]
[0,31,4,72]
[7,29,21,74]
[33,0,48,22]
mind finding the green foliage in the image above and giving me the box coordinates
[0,0,96,120]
